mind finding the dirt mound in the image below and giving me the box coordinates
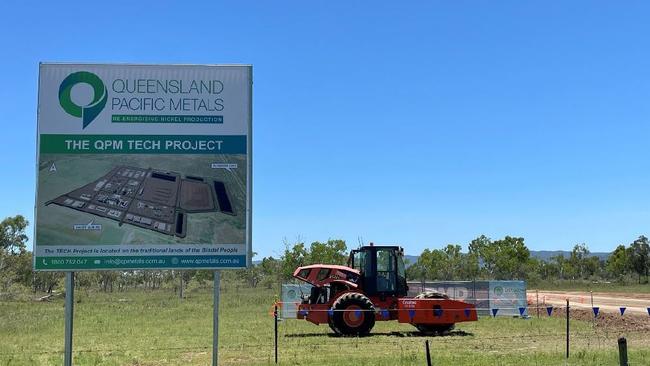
[550,307,650,332]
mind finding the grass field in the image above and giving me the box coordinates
[1,285,650,365]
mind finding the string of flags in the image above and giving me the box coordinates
[286,303,650,318]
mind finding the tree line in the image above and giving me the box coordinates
[405,235,650,284]
[1,214,649,298]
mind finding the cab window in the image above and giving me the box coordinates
[376,248,396,292]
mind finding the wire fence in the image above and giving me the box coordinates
[268,328,650,365]
[1,317,649,365]
[273,301,650,318]
[269,299,650,365]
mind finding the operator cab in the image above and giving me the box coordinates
[348,244,408,297]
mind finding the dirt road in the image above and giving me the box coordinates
[531,290,650,315]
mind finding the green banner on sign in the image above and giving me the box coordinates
[40,134,246,154]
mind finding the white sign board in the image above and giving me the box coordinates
[34,63,252,270]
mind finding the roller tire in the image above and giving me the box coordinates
[413,291,454,335]
[330,292,375,336]
[328,315,341,334]
[415,323,455,335]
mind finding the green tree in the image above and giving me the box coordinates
[236,265,261,288]
[97,271,119,292]
[405,261,427,281]
[0,215,30,291]
[0,215,28,255]
[606,245,630,280]
[627,236,649,283]
[279,239,348,281]
[585,256,603,279]
[307,239,348,265]
[569,243,590,279]
[193,270,214,285]
[440,244,463,280]
[280,240,308,281]
[462,247,480,280]
[33,272,64,293]
[233,252,263,288]
[259,256,281,289]
[417,248,446,280]
[10,251,34,288]
[490,236,530,280]
[550,254,570,280]
[524,257,544,284]
[469,235,530,280]
[468,235,492,278]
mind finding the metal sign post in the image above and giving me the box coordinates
[64,272,74,366]
[566,299,570,359]
[213,270,221,366]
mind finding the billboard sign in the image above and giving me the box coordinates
[34,63,252,270]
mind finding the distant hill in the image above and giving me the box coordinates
[404,255,420,266]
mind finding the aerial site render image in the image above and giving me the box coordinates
[34,64,252,271]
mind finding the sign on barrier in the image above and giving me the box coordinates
[407,280,527,317]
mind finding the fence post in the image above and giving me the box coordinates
[618,337,628,366]
[212,270,221,366]
[590,291,595,326]
[425,340,432,366]
[536,290,539,319]
[473,280,477,306]
[566,299,570,359]
[274,304,278,364]
[64,272,75,366]
[179,272,184,299]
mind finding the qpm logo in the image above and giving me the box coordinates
[58,71,108,129]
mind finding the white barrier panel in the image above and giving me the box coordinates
[280,284,312,319]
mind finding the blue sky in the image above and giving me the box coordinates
[1,1,648,258]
